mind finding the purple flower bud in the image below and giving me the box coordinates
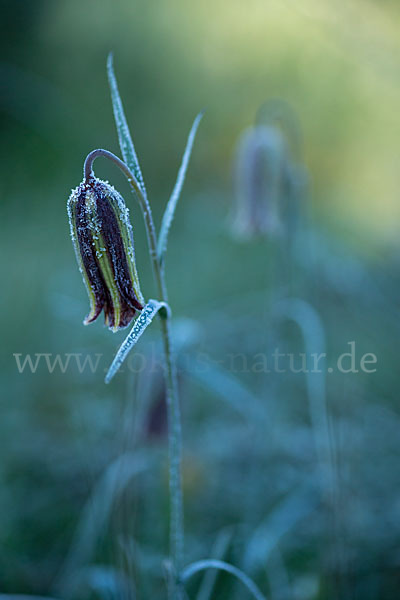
[67,176,144,332]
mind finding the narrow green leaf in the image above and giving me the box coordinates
[105,299,169,383]
[244,484,317,572]
[196,529,233,600]
[107,53,147,198]
[181,559,267,600]
[157,111,203,263]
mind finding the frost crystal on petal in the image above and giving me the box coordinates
[67,176,144,332]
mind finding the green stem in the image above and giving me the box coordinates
[84,149,184,596]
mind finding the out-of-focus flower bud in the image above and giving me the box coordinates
[67,176,144,332]
[232,125,287,239]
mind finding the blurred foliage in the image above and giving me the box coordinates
[1,0,400,599]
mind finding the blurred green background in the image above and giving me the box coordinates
[1,1,400,598]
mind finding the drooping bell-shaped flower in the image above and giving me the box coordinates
[232,125,287,239]
[67,176,144,332]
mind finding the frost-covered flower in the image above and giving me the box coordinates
[67,176,144,332]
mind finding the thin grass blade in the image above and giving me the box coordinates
[157,111,203,263]
[181,559,267,600]
[273,297,336,500]
[107,53,147,198]
[196,529,233,600]
[105,299,169,383]
[244,484,317,572]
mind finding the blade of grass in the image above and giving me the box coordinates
[157,112,203,263]
[105,299,169,383]
[107,53,147,199]
[196,529,233,600]
[244,484,317,572]
[273,298,336,502]
[181,560,266,600]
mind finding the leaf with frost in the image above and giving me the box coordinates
[105,299,169,383]
[107,53,147,199]
[157,111,203,263]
